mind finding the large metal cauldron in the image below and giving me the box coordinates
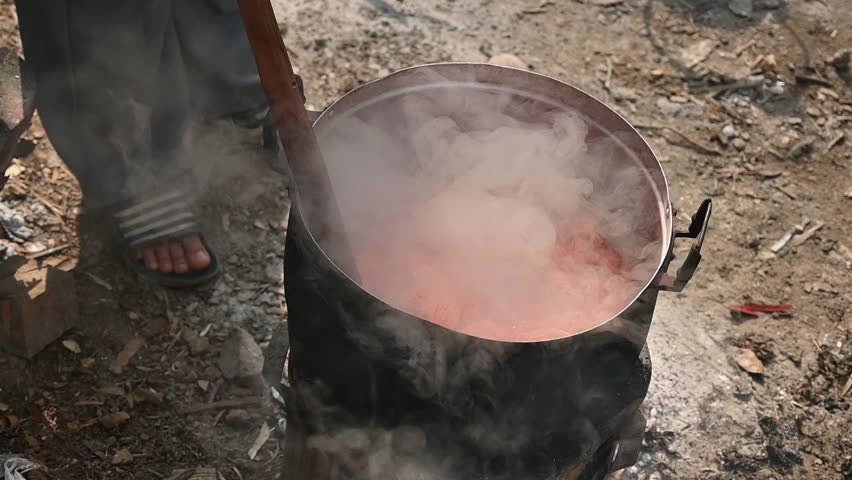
[279,63,711,479]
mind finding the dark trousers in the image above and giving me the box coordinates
[15,0,265,207]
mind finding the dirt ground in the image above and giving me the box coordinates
[1,0,851,479]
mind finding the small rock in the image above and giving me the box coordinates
[804,281,837,294]
[756,54,777,73]
[111,448,133,465]
[732,138,747,151]
[219,328,265,381]
[806,106,822,117]
[0,202,33,240]
[488,53,527,69]
[611,86,639,102]
[719,124,738,145]
[224,409,252,428]
[29,203,48,216]
[829,49,850,71]
[736,348,765,375]
[182,329,211,355]
[668,95,688,104]
[728,0,753,17]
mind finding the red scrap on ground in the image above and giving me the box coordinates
[729,302,794,317]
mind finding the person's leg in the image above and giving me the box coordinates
[16,0,213,279]
[172,0,267,119]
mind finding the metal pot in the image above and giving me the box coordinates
[279,63,711,479]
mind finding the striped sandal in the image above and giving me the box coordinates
[115,190,219,288]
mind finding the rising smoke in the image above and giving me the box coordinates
[309,82,664,343]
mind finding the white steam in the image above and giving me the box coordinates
[311,87,662,342]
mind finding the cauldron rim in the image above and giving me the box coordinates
[291,62,674,343]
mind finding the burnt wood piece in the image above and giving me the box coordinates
[0,259,78,358]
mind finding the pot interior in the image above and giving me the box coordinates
[304,64,669,342]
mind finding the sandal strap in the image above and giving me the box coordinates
[115,190,200,248]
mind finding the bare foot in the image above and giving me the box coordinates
[138,235,211,274]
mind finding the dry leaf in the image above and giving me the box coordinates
[62,339,81,354]
[112,448,133,465]
[198,380,210,392]
[4,163,25,177]
[247,422,273,460]
[735,348,765,375]
[132,388,163,405]
[110,337,145,374]
[99,411,131,429]
[81,357,96,368]
[8,415,20,429]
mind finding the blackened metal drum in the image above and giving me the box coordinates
[281,63,711,479]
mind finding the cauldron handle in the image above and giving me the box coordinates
[237,0,359,277]
[654,199,712,292]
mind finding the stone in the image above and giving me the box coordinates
[111,448,133,465]
[488,53,526,70]
[611,87,639,102]
[732,138,747,151]
[719,124,738,145]
[219,327,265,381]
[182,329,211,355]
[224,409,252,428]
[728,0,753,18]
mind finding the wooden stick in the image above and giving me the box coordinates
[237,0,357,276]
[178,397,264,415]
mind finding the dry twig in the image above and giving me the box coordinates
[178,397,264,415]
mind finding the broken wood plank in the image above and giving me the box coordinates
[0,260,78,357]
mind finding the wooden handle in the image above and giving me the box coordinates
[238,0,357,275]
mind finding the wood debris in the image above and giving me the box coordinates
[61,339,81,354]
[824,132,845,153]
[178,397,264,415]
[791,221,824,247]
[109,337,145,375]
[82,272,113,291]
[841,375,852,398]
[680,39,717,68]
[633,123,723,156]
[247,422,273,460]
[166,469,218,480]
